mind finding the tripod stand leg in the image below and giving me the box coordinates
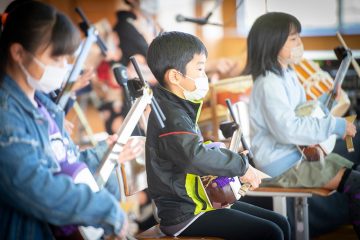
[73,100,98,146]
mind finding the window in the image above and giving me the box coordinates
[342,0,360,34]
[236,0,360,36]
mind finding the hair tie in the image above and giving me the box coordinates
[1,13,8,26]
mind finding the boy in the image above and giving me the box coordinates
[144,31,290,239]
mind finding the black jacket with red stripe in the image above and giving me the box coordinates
[146,86,249,227]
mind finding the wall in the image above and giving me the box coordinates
[40,0,360,68]
[41,0,118,26]
[203,0,360,57]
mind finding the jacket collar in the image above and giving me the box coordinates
[116,10,136,21]
[154,85,203,123]
[1,74,63,119]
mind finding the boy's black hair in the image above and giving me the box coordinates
[147,31,208,86]
[0,1,81,80]
[242,12,301,80]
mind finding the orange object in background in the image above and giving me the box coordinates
[293,59,350,117]
[293,59,333,100]
[216,86,252,107]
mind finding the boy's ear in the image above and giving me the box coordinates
[166,69,181,86]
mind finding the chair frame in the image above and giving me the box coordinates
[248,187,333,240]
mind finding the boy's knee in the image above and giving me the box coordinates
[264,221,285,240]
[272,213,290,239]
[277,213,290,228]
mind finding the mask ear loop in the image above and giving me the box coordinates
[174,70,187,91]
[176,70,197,81]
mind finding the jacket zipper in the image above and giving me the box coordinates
[195,177,207,211]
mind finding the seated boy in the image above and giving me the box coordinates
[144,31,291,240]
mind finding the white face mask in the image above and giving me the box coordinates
[289,44,304,64]
[19,56,68,94]
[177,72,209,101]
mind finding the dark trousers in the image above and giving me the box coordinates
[180,201,290,240]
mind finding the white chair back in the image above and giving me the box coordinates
[231,101,251,145]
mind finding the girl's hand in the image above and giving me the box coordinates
[107,135,145,164]
[343,121,357,139]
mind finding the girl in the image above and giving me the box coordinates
[0,1,142,239]
[244,12,360,237]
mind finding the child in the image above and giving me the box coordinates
[145,31,290,240]
[244,12,360,236]
[0,1,143,239]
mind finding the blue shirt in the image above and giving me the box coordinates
[0,75,125,239]
[249,69,346,177]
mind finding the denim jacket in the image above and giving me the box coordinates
[0,75,125,239]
